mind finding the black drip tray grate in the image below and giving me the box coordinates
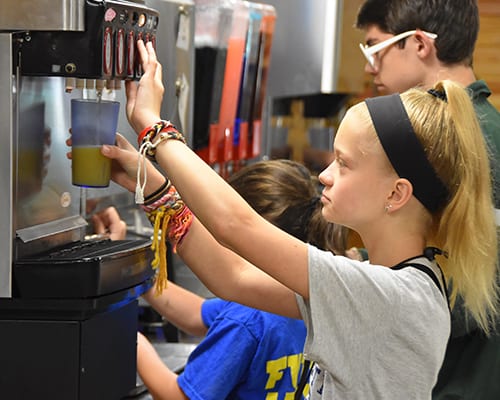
[14,239,154,299]
[40,239,145,260]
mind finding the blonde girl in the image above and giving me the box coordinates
[104,41,498,399]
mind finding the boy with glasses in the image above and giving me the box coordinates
[356,1,500,399]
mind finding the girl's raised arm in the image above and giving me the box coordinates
[125,40,311,303]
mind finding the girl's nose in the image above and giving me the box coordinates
[318,167,332,187]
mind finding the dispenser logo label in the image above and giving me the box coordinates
[105,8,117,22]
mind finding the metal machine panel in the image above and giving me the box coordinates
[114,0,195,143]
[0,1,193,396]
[0,0,85,31]
[0,0,170,300]
[258,0,366,97]
[147,0,194,139]
[18,1,160,79]
[0,34,14,298]
[0,0,195,300]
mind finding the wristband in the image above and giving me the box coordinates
[137,120,175,146]
[143,179,171,205]
[135,121,186,204]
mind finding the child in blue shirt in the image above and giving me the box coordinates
[132,159,348,399]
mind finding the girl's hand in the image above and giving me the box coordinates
[91,206,127,241]
[66,132,141,192]
[100,133,141,192]
[101,133,166,195]
[125,40,164,134]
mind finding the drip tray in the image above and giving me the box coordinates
[14,239,154,299]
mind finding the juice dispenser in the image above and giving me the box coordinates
[232,1,264,165]
[0,1,163,398]
[192,0,234,163]
[210,0,249,175]
[248,3,276,159]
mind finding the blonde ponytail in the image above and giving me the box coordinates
[402,80,499,334]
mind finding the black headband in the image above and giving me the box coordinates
[365,94,449,213]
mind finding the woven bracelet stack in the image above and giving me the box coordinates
[135,120,186,204]
[136,121,193,295]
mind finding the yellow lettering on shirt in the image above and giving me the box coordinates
[265,353,306,399]
[266,356,287,389]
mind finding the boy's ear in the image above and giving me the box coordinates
[414,30,435,59]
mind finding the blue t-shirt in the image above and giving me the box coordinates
[177,298,307,399]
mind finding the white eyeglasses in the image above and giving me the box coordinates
[359,30,437,68]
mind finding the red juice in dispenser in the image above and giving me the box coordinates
[250,5,276,159]
[233,3,263,163]
[192,0,233,163]
[208,0,249,167]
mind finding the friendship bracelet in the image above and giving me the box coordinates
[141,128,186,160]
[148,205,176,295]
[167,205,193,253]
[135,121,186,204]
[143,179,171,205]
[142,192,172,213]
[142,185,182,213]
[146,195,193,295]
[137,120,176,146]
[142,193,169,213]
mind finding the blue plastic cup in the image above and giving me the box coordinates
[71,99,120,187]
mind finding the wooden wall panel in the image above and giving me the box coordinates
[476,0,500,109]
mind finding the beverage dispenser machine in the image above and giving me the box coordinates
[0,1,162,398]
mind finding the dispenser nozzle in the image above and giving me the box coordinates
[65,77,76,93]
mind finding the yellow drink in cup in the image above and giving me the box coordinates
[70,98,119,188]
[72,146,112,188]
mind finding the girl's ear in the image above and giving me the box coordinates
[387,178,413,212]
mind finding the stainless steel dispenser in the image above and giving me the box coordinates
[257,0,367,170]
[0,1,186,398]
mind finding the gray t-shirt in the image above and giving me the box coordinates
[296,245,450,400]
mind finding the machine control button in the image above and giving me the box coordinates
[119,9,129,24]
[127,31,135,77]
[116,29,126,75]
[138,13,147,27]
[136,32,144,76]
[132,11,139,26]
[152,15,159,29]
[103,26,113,76]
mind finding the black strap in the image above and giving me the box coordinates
[294,359,312,400]
[392,261,450,312]
[392,262,444,294]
